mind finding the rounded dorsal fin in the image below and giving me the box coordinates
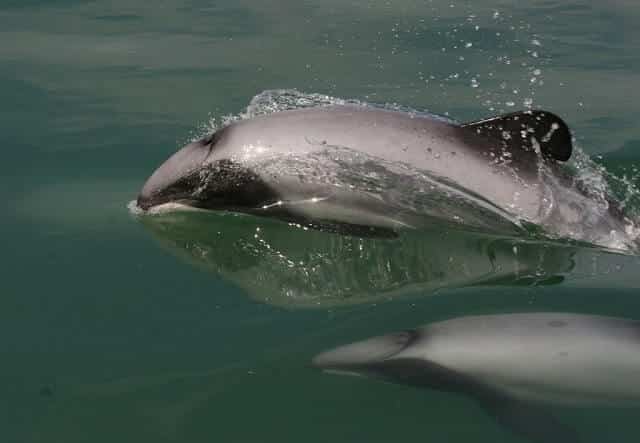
[461,110,573,162]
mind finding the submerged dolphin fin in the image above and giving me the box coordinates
[478,393,581,443]
[461,110,573,161]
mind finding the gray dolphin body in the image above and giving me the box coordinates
[313,313,640,442]
[137,104,596,238]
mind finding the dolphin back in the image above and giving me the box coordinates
[415,313,640,405]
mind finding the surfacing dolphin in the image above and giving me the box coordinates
[136,101,634,249]
[313,313,640,443]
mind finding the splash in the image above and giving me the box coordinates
[250,143,524,236]
[538,148,640,252]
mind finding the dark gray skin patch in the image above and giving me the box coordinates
[461,110,573,162]
[548,320,568,328]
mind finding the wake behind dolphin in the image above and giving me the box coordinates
[135,90,640,253]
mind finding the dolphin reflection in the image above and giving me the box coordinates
[136,210,580,307]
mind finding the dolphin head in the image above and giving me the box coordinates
[137,130,277,212]
[312,330,421,377]
[312,328,473,390]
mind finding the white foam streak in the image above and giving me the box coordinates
[127,200,200,216]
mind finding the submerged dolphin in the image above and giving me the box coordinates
[313,313,640,442]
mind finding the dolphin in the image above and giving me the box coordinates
[313,313,640,442]
[136,103,636,249]
[138,105,572,233]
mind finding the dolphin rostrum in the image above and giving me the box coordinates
[313,313,640,442]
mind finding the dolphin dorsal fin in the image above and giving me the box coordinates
[461,110,573,162]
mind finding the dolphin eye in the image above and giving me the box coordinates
[201,127,229,158]
[202,126,228,146]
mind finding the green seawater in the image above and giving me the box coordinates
[2,1,640,442]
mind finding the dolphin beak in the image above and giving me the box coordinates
[312,330,416,370]
[137,137,213,210]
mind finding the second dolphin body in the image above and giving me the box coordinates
[313,313,640,442]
